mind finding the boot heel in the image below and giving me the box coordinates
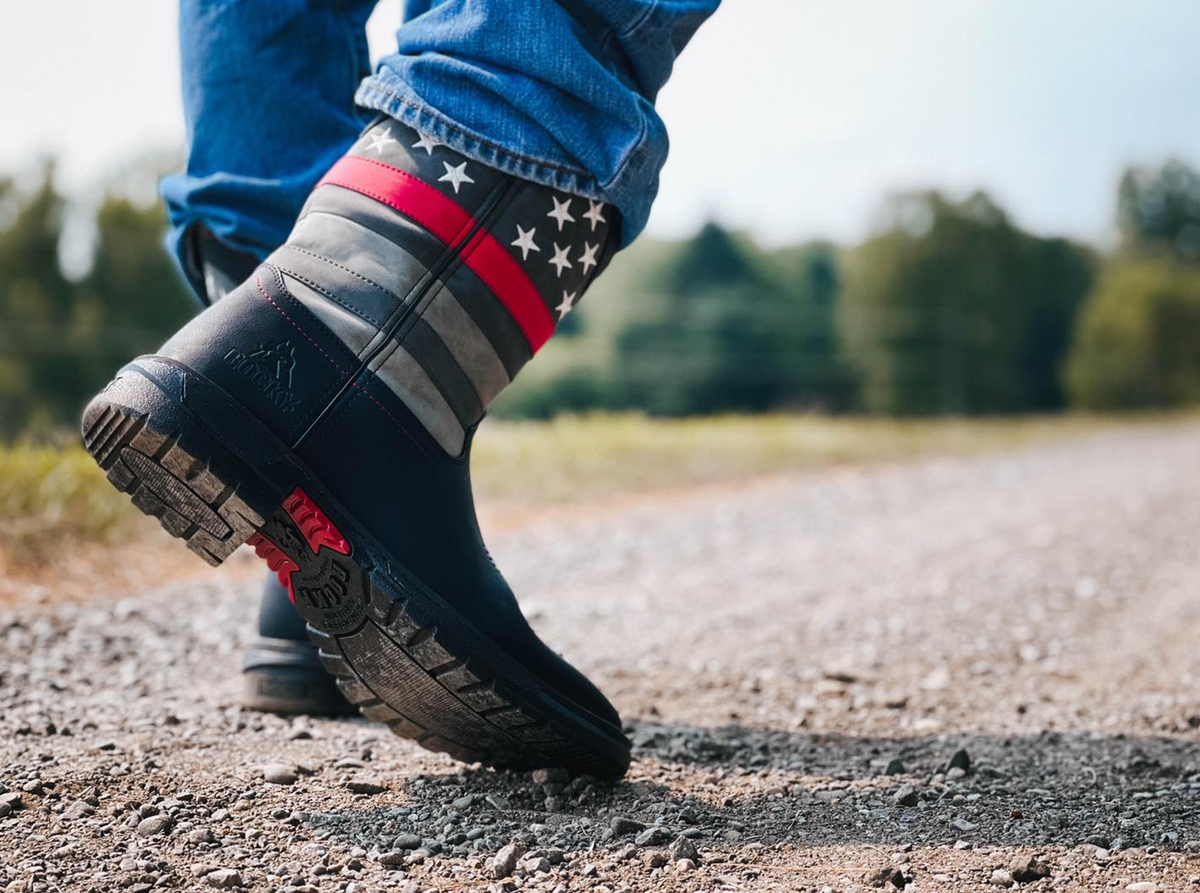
[81,372,279,566]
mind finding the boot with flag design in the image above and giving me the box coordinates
[82,118,629,776]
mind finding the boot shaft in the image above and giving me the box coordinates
[252,117,619,456]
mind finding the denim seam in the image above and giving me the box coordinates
[333,0,372,118]
[355,81,606,200]
[615,0,659,40]
[602,105,650,199]
[359,83,594,179]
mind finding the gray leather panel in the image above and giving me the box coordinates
[403,317,483,427]
[372,345,466,456]
[421,286,510,408]
[304,184,450,273]
[270,244,401,331]
[279,273,376,358]
[287,212,428,320]
[440,263,532,380]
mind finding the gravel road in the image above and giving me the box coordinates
[3,422,1200,892]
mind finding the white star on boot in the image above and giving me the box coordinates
[411,133,443,155]
[578,242,599,275]
[547,196,576,231]
[583,200,606,231]
[438,161,475,193]
[365,128,396,154]
[511,225,541,261]
[556,290,578,319]
[549,243,573,277]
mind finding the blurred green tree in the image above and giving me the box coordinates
[1117,159,1200,260]
[1066,259,1200,409]
[0,167,193,437]
[767,241,852,409]
[0,167,79,435]
[839,191,1093,415]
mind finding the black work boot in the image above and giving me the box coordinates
[84,118,629,776]
[183,226,352,717]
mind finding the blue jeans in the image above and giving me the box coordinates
[161,0,719,274]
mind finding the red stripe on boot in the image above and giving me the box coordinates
[316,156,553,350]
[458,228,554,350]
[318,155,473,246]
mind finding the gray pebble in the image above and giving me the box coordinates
[491,841,526,879]
[204,868,244,888]
[893,785,919,807]
[262,764,298,786]
[136,814,172,837]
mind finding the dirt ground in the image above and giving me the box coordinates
[2,421,1200,892]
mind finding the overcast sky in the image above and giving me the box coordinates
[3,1,1200,247]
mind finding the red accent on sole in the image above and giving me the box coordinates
[246,489,349,604]
[281,487,350,556]
[247,532,300,604]
[317,155,554,351]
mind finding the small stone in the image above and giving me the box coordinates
[643,850,669,869]
[1125,884,1161,892]
[0,793,24,811]
[989,869,1014,887]
[948,748,971,773]
[0,802,10,819]
[492,842,526,879]
[946,767,967,780]
[63,800,95,820]
[951,818,978,833]
[868,866,908,889]
[484,793,512,810]
[188,828,215,844]
[634,827,667,846]
[615,844,638,861]
[893,785,919,807]
[669,836,699,864]
[204,868,243,888]
[137,815,172,837]
[263,764,298,786]
[675,859,696,872]
[452,795,476,809]
[345,779,387,795]
[522,857,551,874]
[1009,856,1051,883]
[884,759,906,776]
[531,768,570,785]
[610,816,645,836]
[377,852,407,867]
[393,833,422,850]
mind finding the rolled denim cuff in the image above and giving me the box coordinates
[355,73,660,248]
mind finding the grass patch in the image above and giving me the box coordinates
[0,412,1181,566]
[0,442,138,562]
[470,412,1160,503]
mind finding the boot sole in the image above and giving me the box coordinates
[82,358,630,778]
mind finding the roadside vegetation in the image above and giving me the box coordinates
[1,412,1187,569]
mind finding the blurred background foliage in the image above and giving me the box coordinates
[4,157,1200,438]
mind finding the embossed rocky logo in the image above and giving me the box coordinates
[298,562,350,611]
[223,340,301,412]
